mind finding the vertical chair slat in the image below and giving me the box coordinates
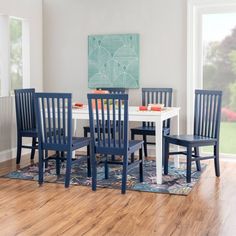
[67,97,72,145]
[118,99,122,147]
[41,98,47,144]
[142,90,146,127]
[207,94,213,137]
[211,95,217,138]
[101,99,106,146]
[24,92,29,129]
[28,92,32,129]
[113,98,116,147]
[27,92,31,129]
[25,93,30,129]
[62,98,66,144]
[20,93,25,130]
[47,98,52,144]
[215,93,222,139]
[52,98,57,144]
[57,98,61,144]
[95,99,100,146]
[204,94,209,137]
[152,91,154,105]
[194,92,199,135]
[107,98,111,147]
[147,91,150,127]
[197,93,202,136]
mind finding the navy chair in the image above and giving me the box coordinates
[35,92,91,188]
[88,93,144,194]
[83,88,126,139]
[15,89,38,164]
[164,90,222,183]
[84,88,126,158]
[131,88,173,158]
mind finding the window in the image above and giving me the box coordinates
[187,0,236,157]
[202,13,236,155]
[0,15,29,97]
[10,17,23,94]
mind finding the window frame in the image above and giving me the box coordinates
[0,15,30,97]
[187,0,236,134]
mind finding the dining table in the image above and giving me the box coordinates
[72,106,180,185]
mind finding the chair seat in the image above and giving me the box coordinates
[128,140,144,153]
[95,139,143,155]
[72,137,91,150]
[131,126,170,136]
[165,134,217,146]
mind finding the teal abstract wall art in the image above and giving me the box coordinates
[88,34,139,88]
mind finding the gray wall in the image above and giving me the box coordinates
[43,0,187,134]
[0,0,43,161]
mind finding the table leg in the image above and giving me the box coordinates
[72,119,77,159]
[174,110,180,168]
[155,118,163,184]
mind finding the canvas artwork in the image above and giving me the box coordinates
[88,34,139,88]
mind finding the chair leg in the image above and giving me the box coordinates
[30,137,37,160]
[131,131,135,163]
[38,147,44,185]
[104,159,109,179]
[143,135,148,157]
[194,147,201,171]
[61,151,65,162]
[214,144,220,177]
[139,146,144,182]
[91,145,97,191]
[164,139,169,175]
[121,154,128,194]
[110,129,115,161]
[16,136,22,164]
[87,148,91,177]
[45,150,49,168]
[186,146,192,183]
[56,158,61,175]
[65,150,72,188]
[84,128,90,157]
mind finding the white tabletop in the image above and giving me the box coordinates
[72,105,180,184]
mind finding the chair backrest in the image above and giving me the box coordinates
[96,88,126,94]
[194,89,222,139]
[142,88,173,128]
[88,93,129,155]
[35,93,72,151]
[15,88,36,132]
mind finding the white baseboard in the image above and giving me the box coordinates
[0,147,31,163]
[147,145,236,161]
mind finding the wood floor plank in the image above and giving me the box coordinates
[0,154,236,236]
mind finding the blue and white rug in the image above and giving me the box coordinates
[3,159,206,195]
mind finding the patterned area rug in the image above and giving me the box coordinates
[3,158,206,196]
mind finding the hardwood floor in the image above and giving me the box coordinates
[0,154,236,236]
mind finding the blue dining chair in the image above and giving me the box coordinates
[34,92,91,188]
[131,88,173,158]
[84,88,126,138]
[84,88,126,158]
[164,89,222,183]
[88,93,144,194]
[15,89,37,164]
